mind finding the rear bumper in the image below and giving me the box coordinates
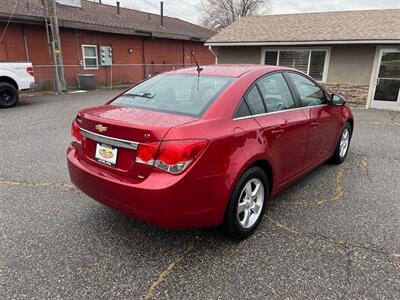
[67,145,229,228]
[19,82,37,91]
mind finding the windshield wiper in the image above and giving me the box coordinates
[123,92,154,99]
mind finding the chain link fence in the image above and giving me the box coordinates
[32,64,194,90]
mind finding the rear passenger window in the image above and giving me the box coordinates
[245,85,265,115]
[257,73,295,112]
[234,100,251,118]
[287,72,326,107]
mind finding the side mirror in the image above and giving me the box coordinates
[330,93,346,106]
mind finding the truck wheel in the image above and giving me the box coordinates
[0,82,19,108]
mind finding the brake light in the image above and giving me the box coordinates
[135,142,159,165]
[26,67,34,76]
[71,120,81,143]
[135,139,207,174]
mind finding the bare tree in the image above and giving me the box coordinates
[201,0,270,30]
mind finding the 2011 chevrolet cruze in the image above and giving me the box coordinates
[67,65,353,239]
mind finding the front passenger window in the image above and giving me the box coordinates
[287,72,326,107]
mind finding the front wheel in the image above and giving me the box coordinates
[223,167,268,240]
[0,82,19,108]
[330,122,352,164]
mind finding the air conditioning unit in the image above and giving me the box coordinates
[56,0,81,8]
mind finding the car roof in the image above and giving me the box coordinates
[170,64,293,78]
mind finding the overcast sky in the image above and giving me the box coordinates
[101,0,400,24]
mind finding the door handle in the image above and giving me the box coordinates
[310,121,319,128]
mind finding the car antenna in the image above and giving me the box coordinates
[191,51,203,91]
[191,51,203,76]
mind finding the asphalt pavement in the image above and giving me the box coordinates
[1,90,399,299]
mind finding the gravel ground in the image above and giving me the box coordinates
[1,90,399,299]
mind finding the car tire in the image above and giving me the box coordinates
[330,121,352,164]
[223,167,269,240]
[0,82,19,108]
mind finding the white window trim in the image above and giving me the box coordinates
[82,45,99,70]
[260,47,331,83]
[366,45,400,109]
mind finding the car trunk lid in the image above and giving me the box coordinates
[77,105,197,178]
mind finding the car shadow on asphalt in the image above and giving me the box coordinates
[73,151,361,248]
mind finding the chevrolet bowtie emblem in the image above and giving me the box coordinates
[95,124,107,133]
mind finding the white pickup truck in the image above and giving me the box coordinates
[0,62,36,108]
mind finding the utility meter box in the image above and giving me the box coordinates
[100,46,112,66]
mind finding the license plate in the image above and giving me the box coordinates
[95,143,118,167]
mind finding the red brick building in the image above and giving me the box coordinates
[0,0,216,89]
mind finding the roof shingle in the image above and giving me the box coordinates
[0,0,215,41]
[206,9,400,44]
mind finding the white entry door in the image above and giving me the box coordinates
[370,49,400,110]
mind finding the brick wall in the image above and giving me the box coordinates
[0,22,215,90]
[322,83,370,106]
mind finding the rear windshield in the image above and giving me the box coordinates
[112,73,235,117]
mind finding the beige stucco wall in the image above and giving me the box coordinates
[216,44,376,85]
[327,45,376,85]
[215,44,379,105]
[217,46,262,64]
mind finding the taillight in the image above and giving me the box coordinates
[71,120,81,143]
[135,142,159,165]
[135,139,207,174]
[26,67,34,76]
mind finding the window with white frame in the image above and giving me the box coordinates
[82,45,98,69]
[263,48,329,81]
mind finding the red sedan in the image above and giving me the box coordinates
[67,65,353,239]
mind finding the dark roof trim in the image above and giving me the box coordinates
[206,40,400,46]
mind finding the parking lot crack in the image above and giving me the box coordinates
[267,216,396,260]
[359,121,400,127]
[0,179,75,190]
[340,246,353,300]
[270,169,345,207]
[267,216,300,235]
[144,241,194,300]
[315,170,344,206]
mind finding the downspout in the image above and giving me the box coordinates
[208,45,217,65]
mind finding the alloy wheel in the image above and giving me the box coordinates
[237,178,265,229]
[339,128,350,158]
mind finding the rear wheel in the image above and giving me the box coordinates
[330,122,352,164]
[0,82,19,108]
[223,167,268,240]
